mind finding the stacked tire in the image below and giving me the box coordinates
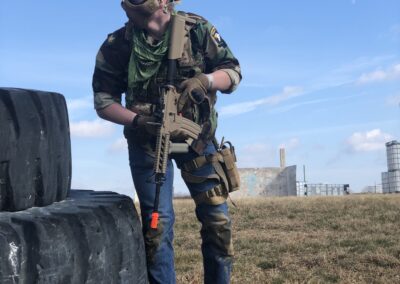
[0,88,147,284]
[0,88,71,211]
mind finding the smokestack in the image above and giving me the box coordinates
[280,148,286,168]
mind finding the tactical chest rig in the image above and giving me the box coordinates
[127,12,217,155]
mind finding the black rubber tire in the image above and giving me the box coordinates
[0,190,148,284]
[0,88,71,211]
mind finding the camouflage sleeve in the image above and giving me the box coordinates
[197,20,242,94]
[92,26,131,110]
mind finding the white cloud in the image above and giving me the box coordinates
[108,138,128,153]
[219,86,303,117]
[357,70,387,83]
[347,129,393,152]
[67,97,92,111]
[356,63,400,85]
[70,119,115,138]
[332,55,395,75]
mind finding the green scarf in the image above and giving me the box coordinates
[128,26,171,93]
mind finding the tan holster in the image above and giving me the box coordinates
[181,138,240,206]
[218,140,240,193]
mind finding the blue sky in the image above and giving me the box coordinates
[1,1,399,197]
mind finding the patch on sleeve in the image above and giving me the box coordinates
[107,34,116,44]
[210,26,227,48]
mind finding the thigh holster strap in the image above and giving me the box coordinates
[181,171,220,184]
[181,153,230,194]
[193,184,228,206]
[182,153,223,172]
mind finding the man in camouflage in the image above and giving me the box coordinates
[92,0,241,283]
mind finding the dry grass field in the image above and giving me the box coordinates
[173,194,400,284]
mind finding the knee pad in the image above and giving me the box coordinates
[143,222,164,263]
[201,211,234,256]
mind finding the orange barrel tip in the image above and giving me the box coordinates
[150,212,159,229]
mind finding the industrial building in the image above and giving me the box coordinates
[230,166,297,198]
[382,140,400,193]
[230,149,297,198]
[230,148,350,198]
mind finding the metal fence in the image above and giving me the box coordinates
[296,182,350,196]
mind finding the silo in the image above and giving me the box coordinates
[382,172,389,193]
[388,171,400,192]
[382,140,400,193]
[386,141,400,171]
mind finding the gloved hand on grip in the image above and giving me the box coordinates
[131,114,159,136]
[178,73,210,111]
[170,128,192,141]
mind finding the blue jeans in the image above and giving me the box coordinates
[127,139,233,284]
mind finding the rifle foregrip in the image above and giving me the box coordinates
[154,132,170,174]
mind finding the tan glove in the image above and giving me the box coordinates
[170,128,193,142]
[131,115,199,141]
[178,73,209,112]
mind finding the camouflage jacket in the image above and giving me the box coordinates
[92,11,241,111]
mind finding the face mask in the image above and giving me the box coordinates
[122,0,161,16]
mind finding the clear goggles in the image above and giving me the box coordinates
[125,0,146,4]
